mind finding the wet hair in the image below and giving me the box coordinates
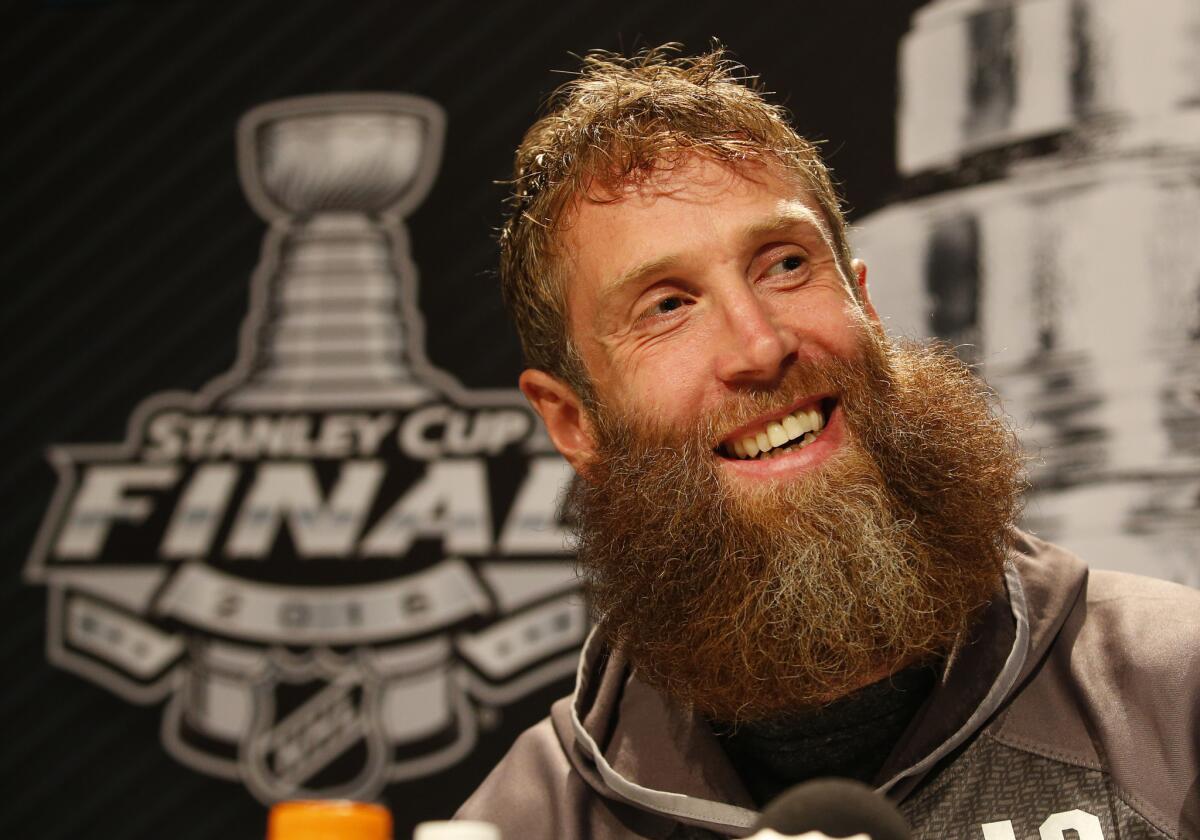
[499,45,855,398]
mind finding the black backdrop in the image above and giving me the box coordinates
[3,2,925,838]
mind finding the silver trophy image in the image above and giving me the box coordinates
[217,93,444,409]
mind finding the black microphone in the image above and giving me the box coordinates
[750,778,911,840]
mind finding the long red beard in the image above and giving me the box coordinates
[566,327,1027,722]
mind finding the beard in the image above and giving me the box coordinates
[566,324,1027,722]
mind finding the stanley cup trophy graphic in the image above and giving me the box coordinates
[26,94,585,804]
[855,0,1200,585]
[217,95,438,409]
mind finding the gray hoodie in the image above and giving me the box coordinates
[457,532,1200,838]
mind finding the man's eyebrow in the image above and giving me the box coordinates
[600,254,683,298]
[598,204,831,299]
[741,203,831,243]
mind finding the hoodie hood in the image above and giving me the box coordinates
[549,531,1088,837]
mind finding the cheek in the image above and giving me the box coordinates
[778,293,868,357]
[612,335,714,418]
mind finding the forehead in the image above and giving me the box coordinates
[558,155,831,293]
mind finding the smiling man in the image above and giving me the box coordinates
[457,48,1200,839]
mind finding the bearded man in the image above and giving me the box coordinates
[456,48,1200,839]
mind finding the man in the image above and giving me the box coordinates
[457,47,1200,839]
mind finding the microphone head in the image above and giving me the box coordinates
[752,778,911,840]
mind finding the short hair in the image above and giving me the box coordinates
[499,45,855,399]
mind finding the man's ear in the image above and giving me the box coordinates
[519,368,597,474]
[851,258,881,324]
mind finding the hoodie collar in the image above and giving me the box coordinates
[568,631,761,834]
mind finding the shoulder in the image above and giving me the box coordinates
[456,698,677,840]
[1084,567,1200,624]
[1009,531,1200,674]
[1077,570,1200,688]
[456,714,574,830]
[995,565,1200,836]
[1012,564,1200,727]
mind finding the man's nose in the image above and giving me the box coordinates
[713,291,799,386]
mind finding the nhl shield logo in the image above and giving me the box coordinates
[242,652,389,802]
[24,93,586,803]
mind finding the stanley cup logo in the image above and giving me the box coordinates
[218,94,440,409]
[25,94,586,803]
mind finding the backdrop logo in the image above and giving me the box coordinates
[24,94,583,803]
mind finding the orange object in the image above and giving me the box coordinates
[267,800,393,840]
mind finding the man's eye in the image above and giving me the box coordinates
[764,255,806,277]
[638,295,691,323]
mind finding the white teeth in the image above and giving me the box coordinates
[791,411,815,438]
[767,422,788,447]
[782,414,804,439]
[727,404,828,460]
